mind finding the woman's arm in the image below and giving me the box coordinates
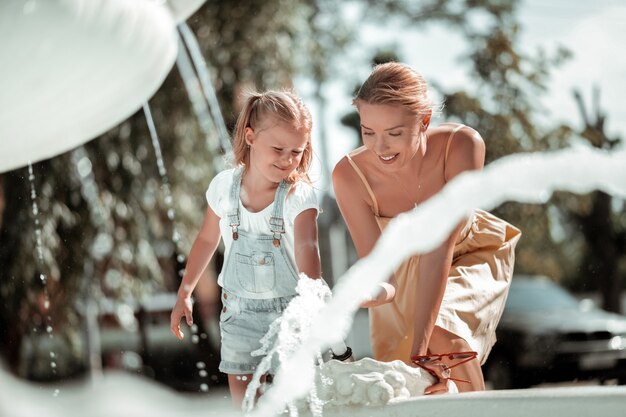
[294,208,322,279]
[170,205,221,340]
[332,157,397,306]
[411,126,485,355]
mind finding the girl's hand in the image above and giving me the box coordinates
[170,295,193,340]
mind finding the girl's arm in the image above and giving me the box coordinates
[294,208,321,279]
[332,157,397,307]
[170,205,221,340]
[411,126,485,356]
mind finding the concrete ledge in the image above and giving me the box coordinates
[319,386,626,417]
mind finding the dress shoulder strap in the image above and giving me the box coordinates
[345,154,379,216]
[443,124,466,179]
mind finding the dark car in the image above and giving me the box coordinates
[482,275,626,389]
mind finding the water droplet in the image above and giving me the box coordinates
[44,300,50,310]
[196,362,206,370]
[76,156,93,178]
[199,370,208,377]
[50,352,56,358]
[191,335,199,344]
[52,389,60,397]
[39,274,45,281]
[211,375,219,381]
[200,384,208,392]
[50,362,57,369]
[178,269,185,277]
[46,326,53,333]
[167,209,175,220]
[190,324,198,333]
[177,254,185,263]
[164,195,173,205]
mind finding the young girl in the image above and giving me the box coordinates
[170,90,325,406]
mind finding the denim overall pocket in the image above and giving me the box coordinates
[235,251,276,293]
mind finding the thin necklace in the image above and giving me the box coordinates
[394,148,426,209]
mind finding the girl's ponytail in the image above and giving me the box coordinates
[232,93,262,168]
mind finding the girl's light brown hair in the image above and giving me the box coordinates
[232,90,313,184]
[354,62,437,119]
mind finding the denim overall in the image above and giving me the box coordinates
[218,168,300,374]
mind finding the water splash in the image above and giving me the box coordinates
[27,162,57,382]
[249,145,626,417]
[241,274,438,415]
[242,277,332,415]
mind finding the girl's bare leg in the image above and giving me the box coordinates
[428,326,485,392]
[227,374,266,409]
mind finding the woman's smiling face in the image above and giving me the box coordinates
[357,102,425,171]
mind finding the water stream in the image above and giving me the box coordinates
[143,103,210,391]
[27,162,58,390]
[177,23,233,158]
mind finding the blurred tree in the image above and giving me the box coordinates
[561,87,624,312]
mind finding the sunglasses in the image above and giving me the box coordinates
[410,351,478,384]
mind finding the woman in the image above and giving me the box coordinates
[332,62,521,393]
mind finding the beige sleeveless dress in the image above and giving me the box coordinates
[345,126,521,365]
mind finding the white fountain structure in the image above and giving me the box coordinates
[0,0,179,172]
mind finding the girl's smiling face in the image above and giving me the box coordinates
[357,102,428,171]
[245,119,308,184]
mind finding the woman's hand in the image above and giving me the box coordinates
[360,282,396,308]
[170,295,193,340]
[422,360,452,395]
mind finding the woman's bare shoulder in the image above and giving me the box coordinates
[432,123,483,142]
[434,123,486,178]
[332,147,373,201]
[427,123,484,154]
[333,146,368,177]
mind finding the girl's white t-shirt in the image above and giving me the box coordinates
[206,168,319,286]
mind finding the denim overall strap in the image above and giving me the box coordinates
[227,167,243,240]
[269,180,290,247]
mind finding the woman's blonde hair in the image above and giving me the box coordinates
[232,90,313,183]
[354,62,437,119]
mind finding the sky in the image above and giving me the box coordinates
[298,0,626,193]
